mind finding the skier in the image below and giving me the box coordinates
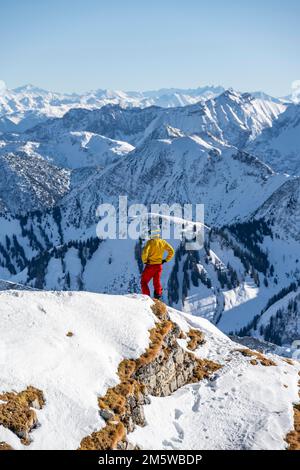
[141,230,174,299]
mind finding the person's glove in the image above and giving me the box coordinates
[162,259,167,264]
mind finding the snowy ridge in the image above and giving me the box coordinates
[0,88,289,215]
[0,292,298,450]
[58,138,288,228]
[0,85,226,133]
[25,90,286,148]
[130,304,300,450]
[0,132,134,170]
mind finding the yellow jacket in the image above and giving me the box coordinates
[142,238,175,265]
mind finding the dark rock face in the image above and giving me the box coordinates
[134,323,199,397]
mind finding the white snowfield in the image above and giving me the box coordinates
[0,291,299,450]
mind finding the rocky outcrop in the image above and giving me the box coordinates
[0,386,45,445]
[187,329,206,351]
[286,404,300,450]
[286,375,300,450]
[233,348,277,367]
[0,442,14,450]
[79,301,221,450]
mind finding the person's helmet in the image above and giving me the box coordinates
[148,227,161,239]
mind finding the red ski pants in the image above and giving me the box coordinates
[141,264,163,296]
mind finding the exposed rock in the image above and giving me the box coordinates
[99,408,115,422]
[78,301,221,450]
[0,386,45,445]
[0,442,14,451]
[79,422,126,451]
[284,358,295,366]
[233,348,277,367]
[286,404,300,450]
[286,376,300,450]
[187,329,206,351]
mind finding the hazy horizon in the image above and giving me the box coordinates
[1,0,299,97]
[0,80,297,98]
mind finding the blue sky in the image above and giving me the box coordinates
[1,0,299,95]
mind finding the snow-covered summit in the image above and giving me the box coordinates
[25,89,286,148]
[0,291,298,450]
[59,135,288,228]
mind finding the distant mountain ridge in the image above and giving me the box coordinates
[0,84,226,133]
[0,85,299,349]
[0,83,291,134]
[0,88,287,213]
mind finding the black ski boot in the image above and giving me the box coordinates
[153,291,162,300]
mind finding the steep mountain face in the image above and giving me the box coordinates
[247,104,300,175]
[237,283,300,347]
[0,89,286,209]
[254,177,300,241]
[0,151,70,213]
[142,90,285,148]
[201,90,285,146]
[0,292,299,450]
[59,136,288,228]
[25,90,286,148]
[25,105,161,145]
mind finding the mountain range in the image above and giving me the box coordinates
[1,82,300,451]
[0,84,299,353]
[0,84,225,133]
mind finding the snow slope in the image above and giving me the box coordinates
[247,104,300,175]
[0,291,298,450]
[214,219,300,335]
[254,177,300,241]
[0,291,156,450]
[0,132,134,170]
[248,285,300,347]
[60,136,288,228]
[130,310,298,450]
